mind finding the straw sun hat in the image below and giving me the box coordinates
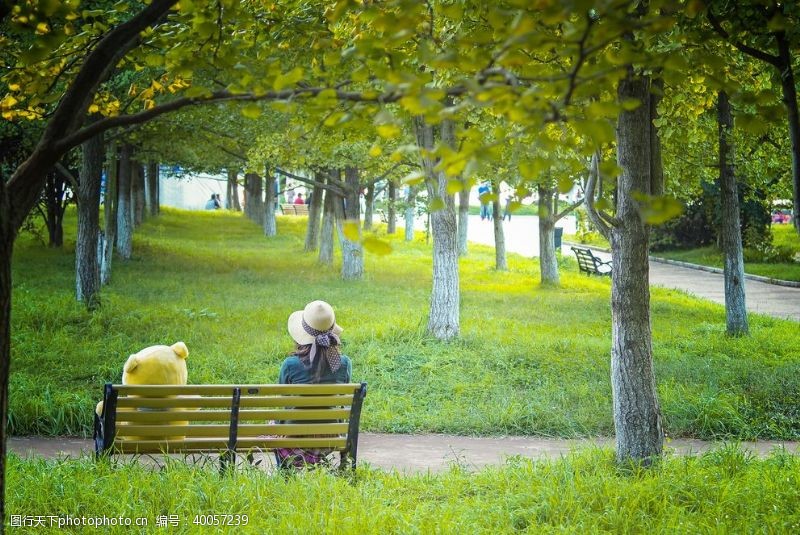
[287,300,343,345]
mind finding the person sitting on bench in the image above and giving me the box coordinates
[276,300,352,468]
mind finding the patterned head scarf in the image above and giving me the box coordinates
[301,318,342,372]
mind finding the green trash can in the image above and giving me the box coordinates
[554,227,563,249]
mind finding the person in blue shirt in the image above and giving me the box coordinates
[276,300,352,468]
[478,182,492,220]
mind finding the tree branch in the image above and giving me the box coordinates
[706,10,781,67]
[554,197,584,222]
[584,152,617,239]
[274,167,347,197]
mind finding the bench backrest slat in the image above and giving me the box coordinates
[117,422,349,438]
[116,395,354,409]
[115,437,348,455]
[115,408,352,423]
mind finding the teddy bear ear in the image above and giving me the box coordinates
[171,342,189,359]
[123,354,140,374]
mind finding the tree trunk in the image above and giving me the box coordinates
[538,184,559,285]
[404,186,417,242]
[319,178,336,265]
[101,144,118,285]
[132,161,145,227]
[341,166,364,280]
[363,182,374,231]
[76,131,104,310]
[387,181,397,234]
[717,91,749,336]
[244,173,264,224]
[414,116,460,340]
[775,36,800,235]
[304,179,323,251]
[458,186,469,256]
[42,172,68,248]
[146,161,159,216]
[0,180,14,532]
[492,189,507,271]
[116,144,133,260]
[227,169,241,211]
[611,72,664,464]
[264,173,277,237]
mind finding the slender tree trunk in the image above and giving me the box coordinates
[264,172,277,237]
[458,186,469,256]
[363,182,374,231]
[341,167,364,280]
[244,173,264,224]
[116,144,133,260]
[132,161,145,227]
[404,186,417,242]
[387,181,397,234]
[774,36,800,236]
[414,116,460,340]
[611,72,664,464]
[101,144,118,285]
[42,173,68,248]
[227,169,241,211]
[492,189,507,271]
[76,131,104,309]
[304,179,323,251]
[0,180,13,532]
[146,161,159,216]
[717,91,749,336]
[538,184,559,285]
[319,178,336,265]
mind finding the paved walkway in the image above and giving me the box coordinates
[9,434,800,473]
[464,215,800,322]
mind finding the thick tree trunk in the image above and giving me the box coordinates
[363,182,374,231]
[319,179,336,265]
[492,191,507,271]
[414,116,460,340]
[775,37,800,236]
[146,161,159,216]
[404,186,417,242]
[611,73,664,464]
[132,161,145,227]
[387,181,397,234]
[243,173,264,224]
[227,169,241,211]
[304,180,323,251]
[458,187,469,256]
[538,184,559,285]
[101,144,118,285]
[264,173,277,237]
[341,167,364,280]
[0,181,13,532]
[116,144,133,260]
[717,91,749,336]
[76,131,104,309]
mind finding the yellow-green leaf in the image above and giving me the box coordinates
[241,103,261,119]
[273,67,304,91]
[343,221,360,242]
[429,198,445,211]
[363,237,392,256]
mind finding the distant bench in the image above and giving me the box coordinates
[571,246,612,276]
[280,203,310,216]
[94,383,367,471]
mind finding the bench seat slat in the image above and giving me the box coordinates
[117,423,349,437]
[116,395,353,409]
[114,437,347,454]
[114,384,362,396]
[115,409,352,423]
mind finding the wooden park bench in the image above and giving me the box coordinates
[571,246,612,276]
[94,383,367,471]
[280,203,310,216]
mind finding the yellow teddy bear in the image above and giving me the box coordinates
[96,341,189,416]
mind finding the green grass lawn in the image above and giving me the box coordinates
[10,208,800,439]
[566,225,800,282]
[8,447,800,533]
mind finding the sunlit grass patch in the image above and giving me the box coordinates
[10,207,800,439]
